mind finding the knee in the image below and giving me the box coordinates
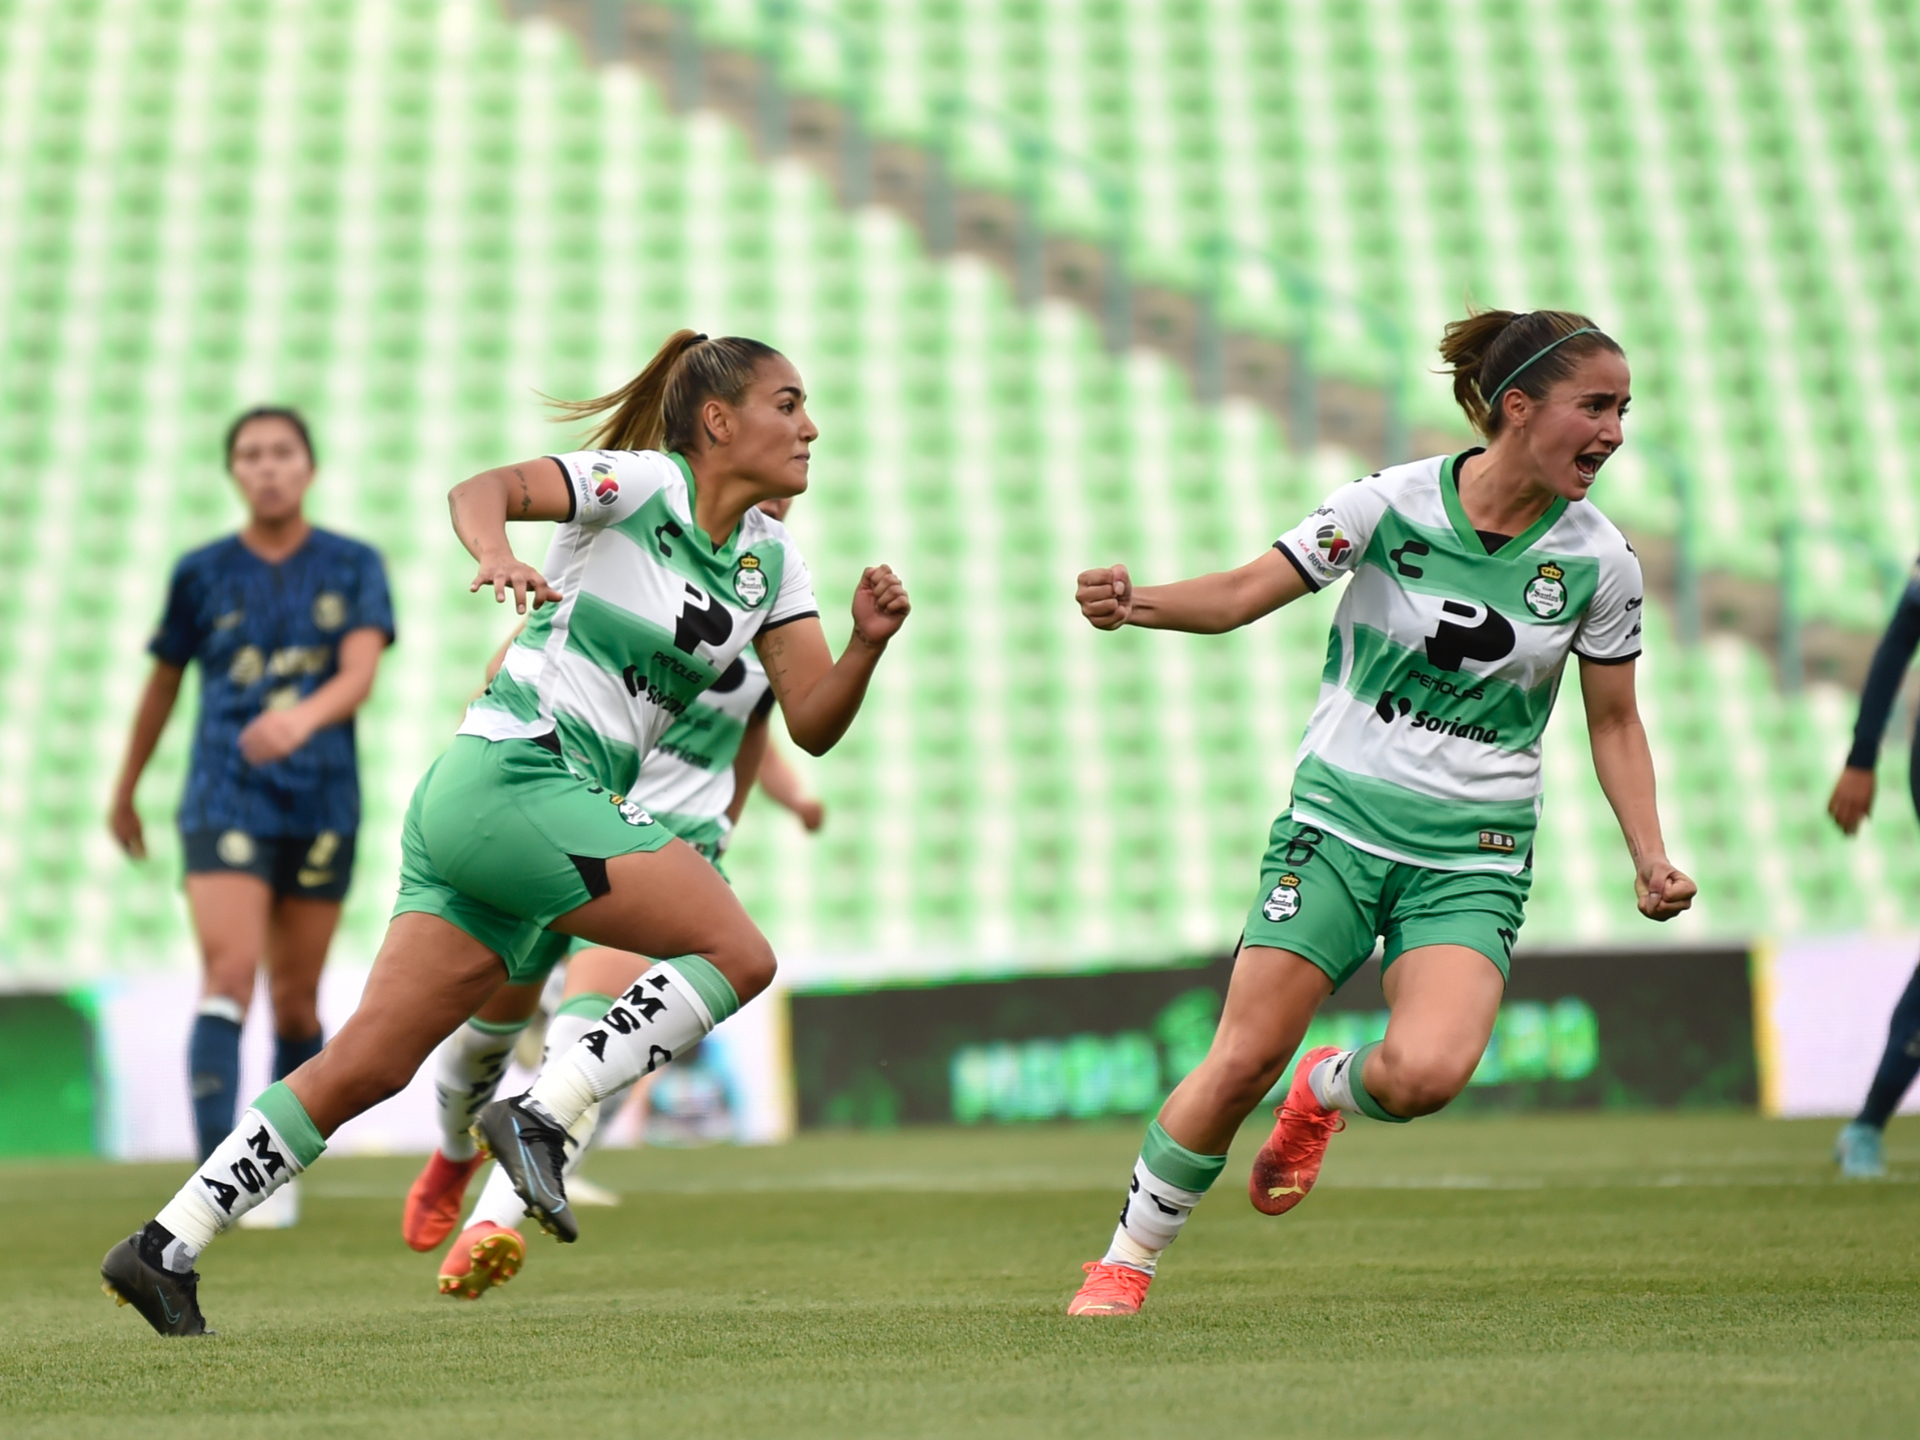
[269,982,320,1037]
[1374,1045,1475,1117]
[718,931,777,1007]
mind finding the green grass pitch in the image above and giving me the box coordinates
[2,1113,1917,1438]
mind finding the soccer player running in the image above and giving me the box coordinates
[1066,309,1695,1316]
[1825,565,1920,1177]
[108,407,394,1230]
[102,332,908,1335]
[410,502,826,1300]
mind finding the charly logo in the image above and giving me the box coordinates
[312,592,347,630]
[1262,874,1302,922]
[1523,562,1568,620]
[732,552,768,608]
[216,830,256,867]
[610,793,654,826]
[591,461,619,506]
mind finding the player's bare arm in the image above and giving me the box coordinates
[107,659,186,859]
[238,626,389,767]
[754,565,909,755]
[447,457,573,612]
[1076,548,1311,634]
[1579,656,1695,921]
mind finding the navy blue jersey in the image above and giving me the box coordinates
[150,528,395,836]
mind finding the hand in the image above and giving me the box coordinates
[852,565,910,647]
[238,708,315,766]
[795,797,826,832]
[1828,766,1875,836]
[471,553,561,614]
[108,794,146,859]
[1077,564,1133,630]
[1634,855,1697,922]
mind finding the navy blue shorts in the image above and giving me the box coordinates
[181,829,356,902]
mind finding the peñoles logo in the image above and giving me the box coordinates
[1374,688,1501,745]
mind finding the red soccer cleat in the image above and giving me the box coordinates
[437,1222,525,1300]
[1066,1260,1153,1316]
[402,1149,488,1253]
[1248,1044,1346,1216]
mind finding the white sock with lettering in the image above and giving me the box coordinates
[152,1087,322,1271]
[1309,1049,1359,1113]
[527,964,717,1129]
[434,1019,527,1162]
[1103,1159,1206,1275]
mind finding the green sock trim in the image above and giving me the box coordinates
[1139,1120,1228,1194]
[659,956,739,1023]
[465,1015,530,1037]
[555,992,615,1020]
[252,1081,327,1168]
[1348,1042,1410,1124]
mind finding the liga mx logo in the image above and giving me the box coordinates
[591,461,619,506]
[1315,522,1353,570]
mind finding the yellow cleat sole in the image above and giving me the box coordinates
[438,1231,525,1301]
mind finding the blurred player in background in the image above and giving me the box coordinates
[1826,563,1920,1177]
[409,496,826,1300]
[1066,309,1694,1316]
[102,332,908,1336]
[107,407,394,1229]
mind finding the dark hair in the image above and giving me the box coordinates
[1439,308,1623,437]
[225,406,316,467]
[548,330,784,453]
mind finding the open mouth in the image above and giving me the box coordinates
[1573,452,1607,483]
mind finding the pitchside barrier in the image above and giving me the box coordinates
[0,937,1911,1159]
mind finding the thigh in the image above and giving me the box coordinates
[1239,817,1383,989]
[184,871,274,991]
[1377,943,1505,1063]
[549,839,760,964]
[286,912,509,1136]
[1211,943,1337,1057]
[264,897,343,1013]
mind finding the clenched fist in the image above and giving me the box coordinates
[1076,564,1133,630]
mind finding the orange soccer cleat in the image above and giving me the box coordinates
[438,1222,525,1300]
[402,1149,488,1252]
[1066,1260,1153,1316]
[1248,1044,1346,1216]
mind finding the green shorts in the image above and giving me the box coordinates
[1240,814,1529,988]
[392,734,676,983]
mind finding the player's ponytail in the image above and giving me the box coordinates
[1440,306,1622,437]
[550,330,783,454]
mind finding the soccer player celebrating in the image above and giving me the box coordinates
[1826,565,1920,1177]
[1066,309,1694,1316]
[409,502,826,1300]
[108,407,393,1228]
[101,332,907,1335]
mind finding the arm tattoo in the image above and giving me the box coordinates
[513,466,531,517]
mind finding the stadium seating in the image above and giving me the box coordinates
[0,0,1913,990]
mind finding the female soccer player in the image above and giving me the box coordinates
[406,500,826,1300]
[102,332,908,1335]
[108,407,393,1230]
[1826,565,1920,1177]
[1065,308,1695,1316]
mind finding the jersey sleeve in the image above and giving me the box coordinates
[147,557,201,667]
[547,450,664,530]
[349,546,397,644]
[763,537,819,630]
[1272,475,1395,590]
[1571,532,1645,665]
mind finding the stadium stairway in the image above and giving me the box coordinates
[0,0,1913,990]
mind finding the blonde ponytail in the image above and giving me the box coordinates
[550,330,783,454]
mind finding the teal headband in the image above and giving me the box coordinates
[1485,326,1599,409]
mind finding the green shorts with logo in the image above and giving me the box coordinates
[392,734,676,983]
[1240,814,1529,987]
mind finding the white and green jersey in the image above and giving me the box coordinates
[1273,452,1643,874]
[633,650,774,855]
[459,449,816,796]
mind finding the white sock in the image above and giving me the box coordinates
[527,963,716,1129]
[153,1103,312,1270]
[433,1019,527,1162]
[1103,1158,1206,1274]
[1309,1049,1359,1113]
[466,1097,604,1231]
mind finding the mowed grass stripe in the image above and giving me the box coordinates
[1,1115,1916,1439]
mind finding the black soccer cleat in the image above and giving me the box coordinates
[472,1096,578,1243]
[101,1232,215,1337]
